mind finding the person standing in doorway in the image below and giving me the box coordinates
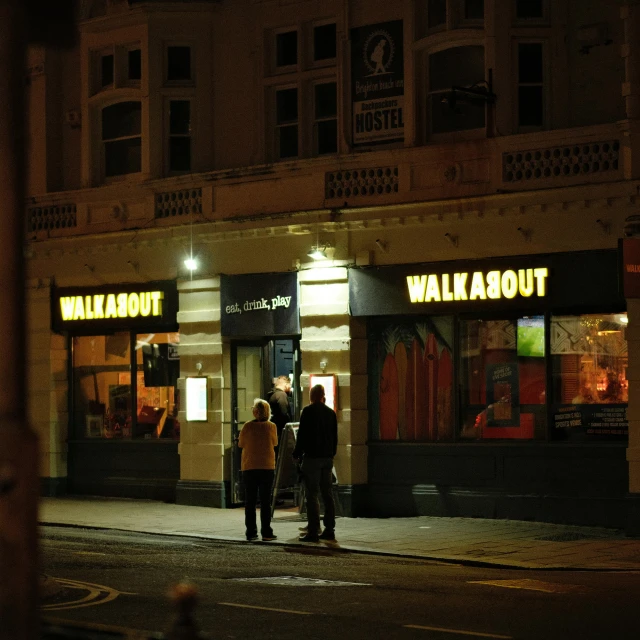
[267,375,292,444]
[293,384,338,542]
[238,398,278,541]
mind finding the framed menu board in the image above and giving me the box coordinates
[309,374,337,410]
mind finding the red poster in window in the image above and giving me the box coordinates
[622,238,640,298]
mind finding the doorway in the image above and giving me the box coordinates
[230,338,300,504]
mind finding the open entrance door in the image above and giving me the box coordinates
[230,339,300,504]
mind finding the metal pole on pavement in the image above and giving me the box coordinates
[0,1,40,639]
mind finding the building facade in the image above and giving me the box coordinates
[25,0,640,530]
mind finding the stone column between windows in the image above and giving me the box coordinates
[621,3,640,181]
[176,277,226,503]
[299,267,367,512]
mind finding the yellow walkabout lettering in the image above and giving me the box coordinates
[59,290,165,322]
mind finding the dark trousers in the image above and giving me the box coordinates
[244,469,275,538]
[301,457,335,535]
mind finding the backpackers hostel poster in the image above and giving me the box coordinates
[351,20,404,145]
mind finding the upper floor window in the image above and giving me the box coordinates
[92,44,142,95]
[428,45,485,135]
[517,42,543,128]
[102,101,141,177]
[421,0,484,34]
[168,100,192,172]
[267,21,338,161]
[516,0,544,20]
[167,45,192,82]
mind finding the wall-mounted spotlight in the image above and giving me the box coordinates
[517,227,533,242]
[596,218,611,235]
[375,239,388,252]
[184,256,198,271]
[444,232,459,248]
[307,245,329,260]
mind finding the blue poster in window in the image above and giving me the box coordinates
[485,363,520,427]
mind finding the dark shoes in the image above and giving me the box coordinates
[262,534,278,541]
[299,532,320,542]
[319,529,336,541]
[246,534,259,541]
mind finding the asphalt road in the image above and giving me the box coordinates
[40,526,638,639]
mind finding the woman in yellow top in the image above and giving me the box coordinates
[238,398,278,541]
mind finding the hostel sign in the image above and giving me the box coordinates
[351,20,404,145]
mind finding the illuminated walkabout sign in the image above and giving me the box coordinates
[52,281,178,333]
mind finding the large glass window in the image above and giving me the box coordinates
[460,317,547,440]
[368,318,455,442]
[72,332,180,440]
[102,101,141,177]
[551,314,628,440]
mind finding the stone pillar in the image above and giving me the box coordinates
[621,3,640,181]
[175,277,227,507]
[298,266,367,515]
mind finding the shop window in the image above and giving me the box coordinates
[168,100,191,172]
[102,101,141,177]
[275,87,299,158]
[428,45,486,135]
[314,82,337,155]
[314,23,336,61]
[167,45,191,82]
[551,314,628,440]
[460,317,546,440]
[368,318,455,442]
[72,332,180,440]
[517,42,543,128]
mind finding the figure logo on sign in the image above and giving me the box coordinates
[363,30,394,76]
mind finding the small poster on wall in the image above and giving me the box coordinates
[309,374,337,411]
[485,363,520,427]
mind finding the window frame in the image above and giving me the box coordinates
[100,99,143,180]
[165,97,193,175]
[273,84,300,160]
[514,39,547,132]
[513,0,549,26]
[164,43,195,86]
[312,79,338,156]
[272,26,300,75]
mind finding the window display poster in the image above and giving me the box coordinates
[351,20,404,145]
[552,404,628,439]
[485,363,520,427]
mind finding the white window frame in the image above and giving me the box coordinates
[164,42,195,86]
[164,97,194,175]
[312,79,338,156]
[514,39,547,132]
[100,99,143,181]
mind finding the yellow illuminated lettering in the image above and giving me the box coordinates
[469,272,487,300]
[486,271,501,299]
[441,274,453,301]
[533,267,548,296]
[425,275,441,302]
[453,273,468,300]
[94,295,105,318]
[105,294,117,318]
[518,269,534,297]
[407,276,427,303]
[73,296,85,320]
[128,293,140,317]
[60,297,75,321]
[501,270,518,298]
[85,295,94,320]
[140,292,151,316]
[116,293,128,317]
[150,291,164,316]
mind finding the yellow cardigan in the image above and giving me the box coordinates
[238,419,278,471]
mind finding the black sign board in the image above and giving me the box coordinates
[349,250,623,317]
[52,280,179,334]
[220,272,300,337]
[552,403,628,440]
[351,20,404,145]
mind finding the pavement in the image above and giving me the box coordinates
[40,496,640,571]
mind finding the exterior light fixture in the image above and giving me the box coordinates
[184,257,198,271]
[307,246,328,260]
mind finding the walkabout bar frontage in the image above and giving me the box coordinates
[350,249,630,526]
[51,281,181,500]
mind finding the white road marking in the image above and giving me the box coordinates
[404,624,512,638]
[41,577,129,611]
[218,602,311,615]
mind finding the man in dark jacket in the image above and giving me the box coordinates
[292,384,338,542]
[267,375,292,443]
